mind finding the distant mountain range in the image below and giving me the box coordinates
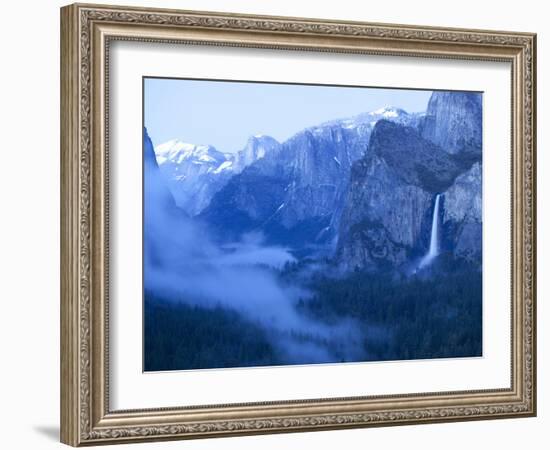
[154,135,280,215]
[153,107,423,242]
[146,92,482,271]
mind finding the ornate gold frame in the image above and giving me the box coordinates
[60,3,537,446]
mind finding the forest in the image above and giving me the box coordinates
[144,259,481,371]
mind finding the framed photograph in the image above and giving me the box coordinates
[60,3,537,446]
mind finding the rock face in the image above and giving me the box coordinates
[420,91,482,155]
[335,150,433,270]
[366,121,466,193]
[144,128,177,212]
[233,135,281,172]
[335,122,454,270]
[143,128,186,269]
[336,91,483,271]
[149,91,482,270]
[200,108,420,248]
[154,135,281,216]
[200,125,362,247]
[154,140,231,216]
[441,162,482,263]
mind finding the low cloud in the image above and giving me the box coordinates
[144,168,361,362]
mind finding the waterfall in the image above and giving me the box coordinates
[419,194,441,269]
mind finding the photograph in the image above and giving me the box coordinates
[143,78,483,372]
[56,2,537,446]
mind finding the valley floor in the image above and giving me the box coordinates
[144,260,482,372]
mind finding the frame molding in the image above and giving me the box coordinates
[60,3,536,446]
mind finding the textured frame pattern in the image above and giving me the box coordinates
[60,3,536,446]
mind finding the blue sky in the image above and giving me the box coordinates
[144,77,432,153]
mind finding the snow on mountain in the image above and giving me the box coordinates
[153,105,423,221]
[199,104,436,251]
[213,160,234,174]
[370,106,406,118]
[153,136,281,215]
[155,140,227,165]
[316,106,419,132]
[336,93,482,271]
[152,140,231,215]
[233,135,281,172]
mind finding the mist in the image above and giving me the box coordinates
[144,135,362,364]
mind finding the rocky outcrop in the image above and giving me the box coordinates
[153,135,281,216]
[334,122,456,270]
[200,108,420,248]
[201,123,366,246]
[143,128,187,270]
[420,91,482,155]
[233,135,281,172]
[169,91,483,269]
[335,151,433,270]
[335,91,483,271]
[154,140,231,215]
[367,120,467,192]
[144,128,177,212]
[442,162,482,263]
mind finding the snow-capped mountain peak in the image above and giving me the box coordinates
[369,106,408,118]
[314,106,412,133]
[154,140,227,166]
[151,134,280,216]
[149,104,419,217]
